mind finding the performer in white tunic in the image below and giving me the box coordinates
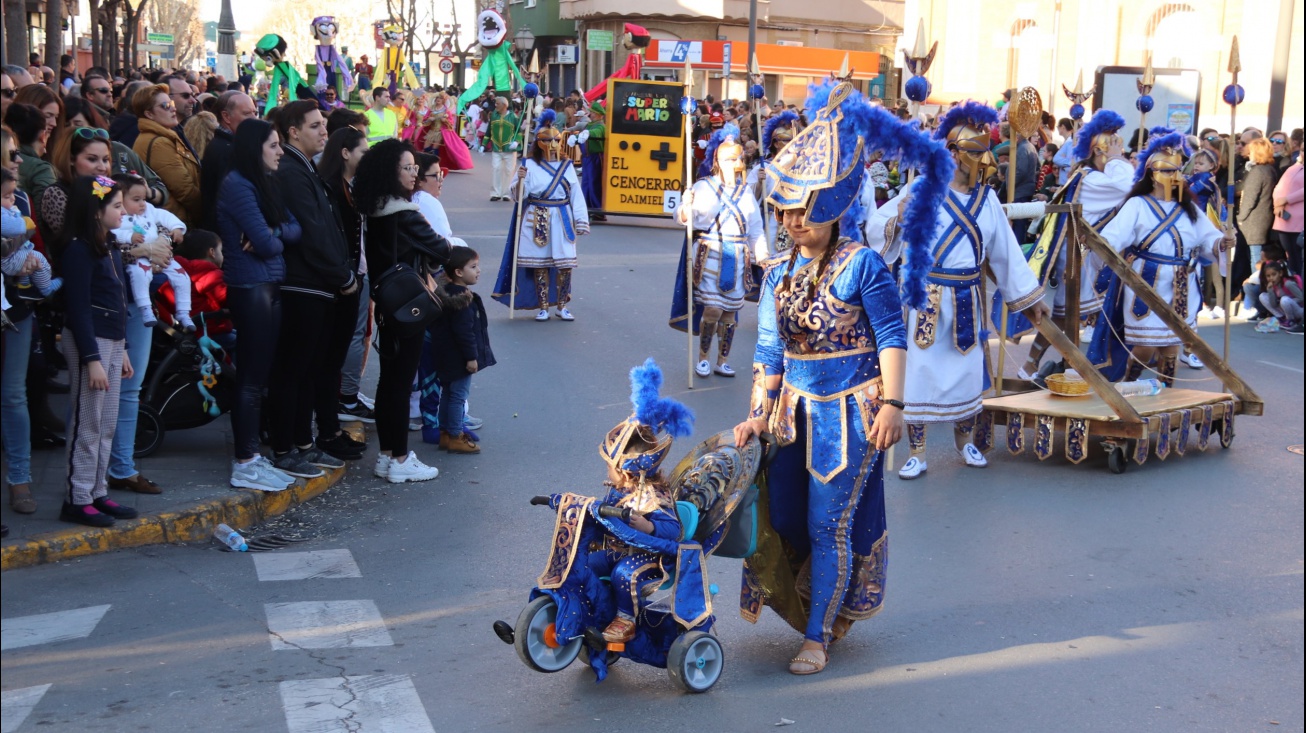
[1089,129,1230,385]
[1014,109,1134,378]
[671,123,767,377]
[492,109,590,321]
[866,102,1048,480]
[752,111,800,264]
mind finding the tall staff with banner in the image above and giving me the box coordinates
[1221,37,1243,363]
[506,53,540,321]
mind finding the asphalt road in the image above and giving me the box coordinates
[2,158,1302,733]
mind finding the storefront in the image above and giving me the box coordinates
[643,40,882,103]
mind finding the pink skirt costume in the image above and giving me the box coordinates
[438,111,473,171]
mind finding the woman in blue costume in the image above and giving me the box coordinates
[732,78,955,675]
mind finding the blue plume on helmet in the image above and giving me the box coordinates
[934,101,1000,142]
[1072,109,1126,160]
[793,80,955,309]
[698,122,742,179]
[1133,127,1192,183]
[535,108,556,133]
[761,110,799,158]
[630,358,694,439]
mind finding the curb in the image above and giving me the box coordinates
[1,467,346,572]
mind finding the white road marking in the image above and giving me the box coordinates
[264,600,393,650]
[0,605,111,651]
[253,550,362,581]
[1,684,52,733]
[1257,359,1305,374]
[280,674,436,733]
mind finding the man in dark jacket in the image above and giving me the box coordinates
[268,100,365,468]
[200,91,258,229]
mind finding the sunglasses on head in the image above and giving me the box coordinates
[1,88,14,99]
[72,127,110,141]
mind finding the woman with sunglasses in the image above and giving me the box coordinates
[64,97,169,209]
[3,104,55,215]
[131,84,202,226]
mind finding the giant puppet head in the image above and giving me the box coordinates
[312,17,339,46]
[380,24,405,48]
[477,3,509,49]
[934,101,1000,189]
[1135,127,1191,202]
[621,22,651,51]
[254,34,289,65]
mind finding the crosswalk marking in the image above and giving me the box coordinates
[280,674,436,733]
[265,600,394,650]
[0,605,111,651]
[1,684,52,733]
[253,550,362,581]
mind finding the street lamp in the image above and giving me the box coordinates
[216,0,237,80]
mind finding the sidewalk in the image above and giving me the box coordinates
[1,411,358,571]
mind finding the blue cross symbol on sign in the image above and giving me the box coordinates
[670,42,691,62]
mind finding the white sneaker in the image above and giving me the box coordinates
[713,363,736,377]
[1017,367,1036,381]
[1183,353,1205,369]
[695,360,712,377]
[464,414,484,430]
[386,452,440,483]
[1079,329,1093,344]
[555,307,575,321]
[373,454,391,479]
[959,443,988,467]
[534,309,549,321]
[898,456,927,479]
[1209,305,1225,320]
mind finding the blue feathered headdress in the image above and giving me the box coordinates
[1072,109,1126,161]
[761,110,799,158]
[698,122,742,179]
[629,358,693,438]
[768,80,954,309]
[535,108,556,133]
[1133,127,1192,183]
[934,101,1000,142]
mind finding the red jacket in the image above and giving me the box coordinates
[157,256,232,335]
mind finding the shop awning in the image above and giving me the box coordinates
[644,40,879,80]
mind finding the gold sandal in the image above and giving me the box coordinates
[788,647,828,675]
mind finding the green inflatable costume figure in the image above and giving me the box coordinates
[255,34,313,115]
[457,1,523,112]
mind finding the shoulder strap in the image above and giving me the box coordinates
[144,136,163,169]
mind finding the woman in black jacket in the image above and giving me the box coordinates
[353,139,451,483]
[320,127,373,420]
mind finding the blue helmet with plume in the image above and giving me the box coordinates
[933,101,1000,144]
[599,359,694,476]
[766,80,955,309]
[698,122,743,179]
[1134,126,1191,184]
[1072,109,1126,161]
[761,110,799,158]
[535,108,556,134]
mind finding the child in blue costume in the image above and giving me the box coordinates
[537,359,693,650]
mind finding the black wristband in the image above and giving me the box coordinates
[882,398,905,410]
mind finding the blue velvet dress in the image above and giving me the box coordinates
[740,238,907,645]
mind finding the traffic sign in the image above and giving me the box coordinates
[439,58,454,74]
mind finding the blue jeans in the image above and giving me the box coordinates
[437,375,471,435]
[1,312,34,485]
[108,306,153,480]
[418,329,442,431]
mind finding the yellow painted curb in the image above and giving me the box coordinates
[1,467,345,572]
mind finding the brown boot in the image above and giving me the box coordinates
[443,433,481,454]
[8,483,36,514]
[437,432,452,451]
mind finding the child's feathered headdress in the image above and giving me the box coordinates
[599,359,694,476]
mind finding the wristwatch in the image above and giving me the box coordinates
[882,398,906,410]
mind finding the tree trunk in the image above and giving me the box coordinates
[45,0,63,69]
[88,0,101,69]
[4,0,30,66]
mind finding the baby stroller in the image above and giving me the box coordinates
[494,430,777,693]
[134,311,235,458]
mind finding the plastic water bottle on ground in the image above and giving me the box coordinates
[213,523,248,552]
[1115,379,1164,397]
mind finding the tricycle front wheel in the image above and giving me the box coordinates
[514,596,582,672]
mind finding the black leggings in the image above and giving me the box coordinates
[1278,230,1303,276]
[268,292,340,454]
[374,324,424,457]
[228,283,282,460]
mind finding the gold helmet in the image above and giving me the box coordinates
[1136,128,1190,202]
[534,110,562,162]
[935,102,1000,189]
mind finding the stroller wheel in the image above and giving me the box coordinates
[514,596,582,673]
[667,631,723,693]
[133,403,165,459]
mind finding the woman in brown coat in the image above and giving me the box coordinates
[131,84,202,225]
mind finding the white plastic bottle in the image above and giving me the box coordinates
[213,523,248,552]
[1115,379,1164,397]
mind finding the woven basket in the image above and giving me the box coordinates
[1046,372,1090,397]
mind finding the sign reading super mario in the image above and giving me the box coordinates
[604,79,685,217]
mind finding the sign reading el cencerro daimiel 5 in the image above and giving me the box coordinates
[603,79,686,217]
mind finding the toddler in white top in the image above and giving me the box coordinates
[111,175,194,330]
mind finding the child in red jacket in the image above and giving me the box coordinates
[157,230,233,346]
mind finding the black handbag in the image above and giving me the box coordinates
[370,215,444,336]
